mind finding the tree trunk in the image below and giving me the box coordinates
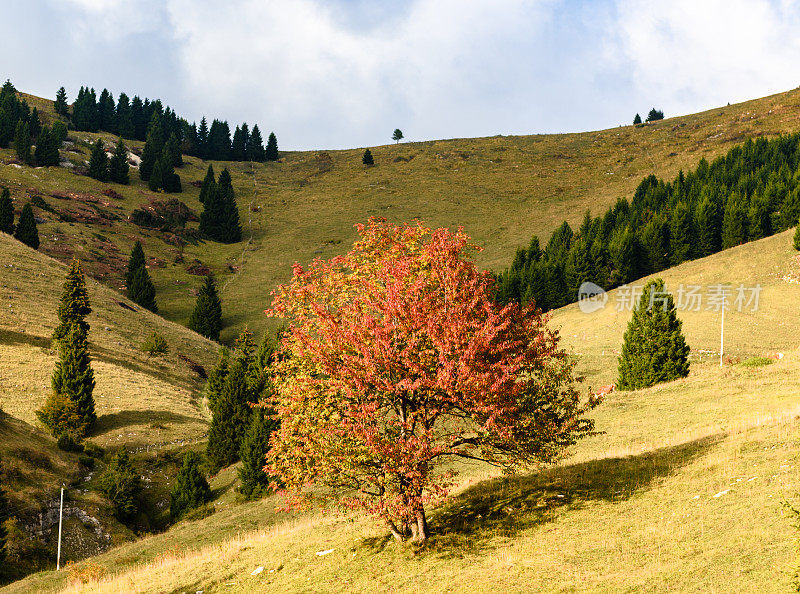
[386,518,404,542]
[412,507,429,542]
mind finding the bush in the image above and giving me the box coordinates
[57,434,84,453]
[740,356,774,367]
[82,442,104,459]
[78,454,95,469]
[98,449,142,521]
[170,451,212,521]
[141,332,168,357]
[36,392,88,440]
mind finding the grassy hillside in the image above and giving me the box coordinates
[4,87,800,342]
[8,230,800,593]
[0,231,220,577]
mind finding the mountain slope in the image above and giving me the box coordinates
[4,87,800,342]
[8,230,800,593]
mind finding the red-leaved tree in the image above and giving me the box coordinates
[264,218,599,542]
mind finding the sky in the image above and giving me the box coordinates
[4,0,800,150]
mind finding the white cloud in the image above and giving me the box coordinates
[608,0,800,115]
[165,0,557,148]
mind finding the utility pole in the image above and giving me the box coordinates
[719,298,725,367]
[56,486,64,570]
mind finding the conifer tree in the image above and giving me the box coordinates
[126,241,146,288]
[13,203,38,249]
[29,107,41,140]
[148,157,164,192]
[98,449,141,521]
[198,164,215,205]
[641,214,670,272]
[115,93,134,139]
[695,195,720,257]
[87,138,109,181]
[197,117,209,159]
[50,322,97,432]
[794,220,800,251]
[54,86,69,117]
[617,278,690,390]
[721,194,748,249]
[53,258,92,341]
[205,347,230,411]
[128,266,158,312]
[392,128,404,143]
[0,187,14,234]
[139,112,164,181]
[97,89,116,133]
[169,451,211,521]
[158,147,182,193]
[217,168,241,242]
[633,113,642,125]
[188,275,222,340]
[231,125,246,161]
[206,329,258,471]
[362,148,374,165]
[247,125,265,162]
[109,138,130,184]
[747,195,771,240]
[237,407,278,499]
[265,132,278,161]
[51,121,68,145]
[34,126,60,166]
[165,132,183,168]
[14,121,31,165]
[669,201,694,265]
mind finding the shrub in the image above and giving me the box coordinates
[141,333,168,356]
[67,561,107,584]
[98,449,141,521]
[36,392,87,440]
[78,454,95,469]
[740,356,774,367]
[82,442,104,459]
[170,451,211,521]
[57,433,84,453]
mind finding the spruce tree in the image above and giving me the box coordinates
[109,138,130,184]
[0,187,13,234]
[198,164,215,205]
[747,195,771,240]
[128,266,158,312]
[139,112,164,181]
[126,241,146,288]
[158,147,182,193]
[53,258,92,341]
[231,125,246,161]
[169,451,211,521]
[721,194,747,249]
[206,329,258,472]
[794,220,800,251]
[87,138,109,181]
[217,168,241,242]
[633,113,642,125]
[51,322,97,432]
[392,128,403,143]
[115,92,134,139]
[641,214,670,273]
[617,278,690,390]
[51,121,68,145]
[237,407,278,499]
[669,201,694,265]
[165,133,183,168]
[34,126,60,166]
[197,117,209,159]
[97,89,116,133]
[13,203,39,249]
[695,195,720,257]
[98,449,141,521]
[14,121,31,165]
[247,125,265,162]
[148,157,164,192]
[265,132,278,161]
[205,347,230,411]
[28,107,41,139]
[188,275,222,340]
[54,86,69,116]
[362,148,374,165]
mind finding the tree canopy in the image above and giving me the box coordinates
[265,218,598,542]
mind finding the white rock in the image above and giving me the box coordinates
[315,549,334,556]
[251,566,264,575]
[713,490,730,498]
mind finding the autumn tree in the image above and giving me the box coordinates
[265,218,599,542]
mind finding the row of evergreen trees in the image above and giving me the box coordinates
[0,188,40,249]
[63,85,279,162]
[0,81,65,167]
[88,138,130,184]
[496,133,800,311]
[633,108,665,125]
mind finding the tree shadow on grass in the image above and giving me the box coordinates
[0,328,51,349]
[94,409,200,434]
[426,434,722,557]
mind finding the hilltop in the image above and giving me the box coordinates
[4,87,800,342]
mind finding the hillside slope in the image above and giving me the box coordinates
[4,88,800,341]
[9,231,800,593]
[0,231,220,577]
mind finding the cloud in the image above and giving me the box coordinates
[607,0,800,115]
